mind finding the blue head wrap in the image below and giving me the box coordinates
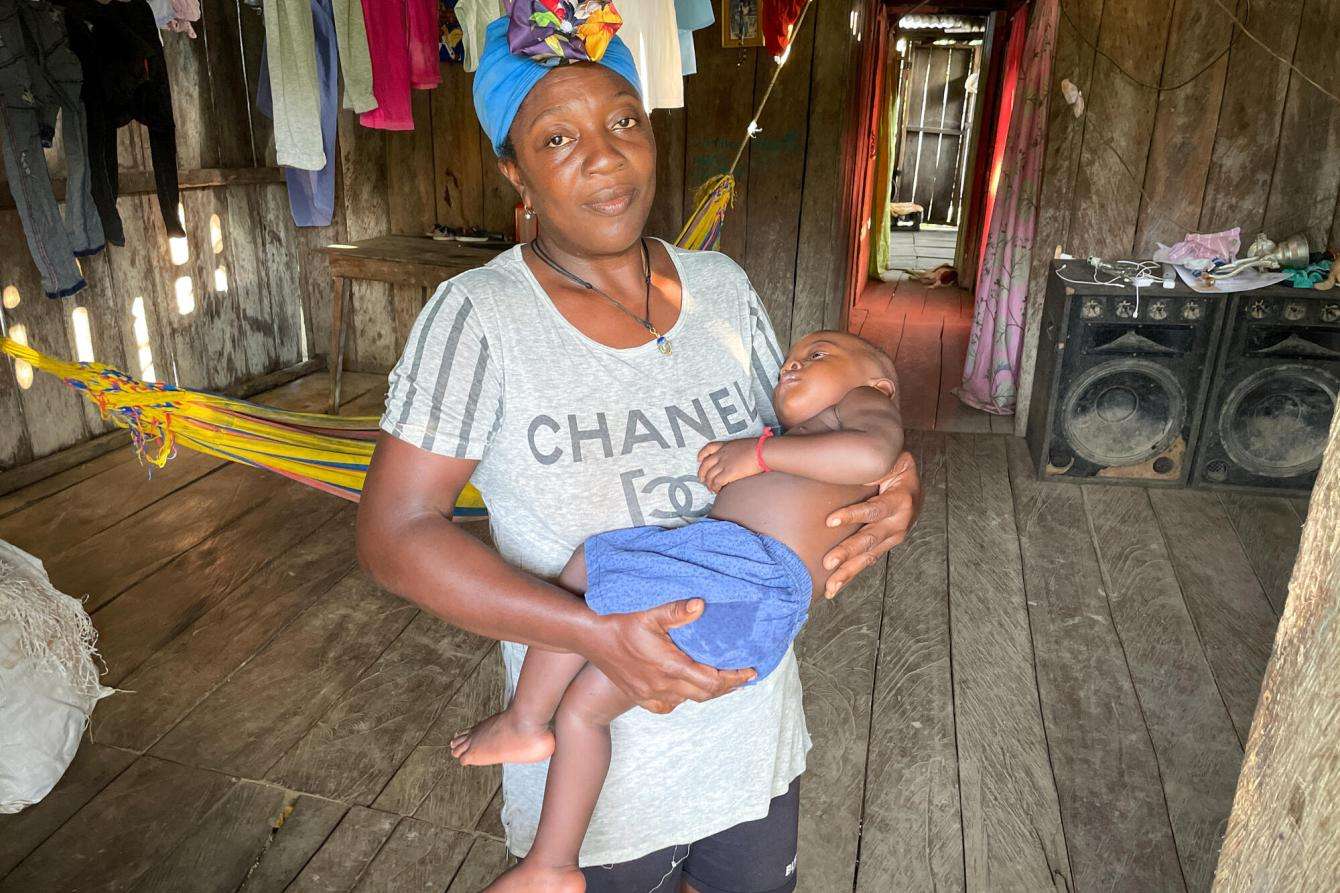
[472,17,643,157]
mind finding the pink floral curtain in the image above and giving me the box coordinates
[955,0,1059,414]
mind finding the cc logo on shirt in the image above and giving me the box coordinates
[620,468,711,525]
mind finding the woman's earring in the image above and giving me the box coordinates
[523,206,536,221]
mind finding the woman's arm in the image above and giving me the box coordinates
[356,434,754,712]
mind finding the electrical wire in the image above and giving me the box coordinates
[1209,0,1340,107]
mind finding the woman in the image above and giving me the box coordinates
[356,15,921,893]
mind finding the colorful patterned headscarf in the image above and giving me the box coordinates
[472,9,642,156]
[509,0,623,63]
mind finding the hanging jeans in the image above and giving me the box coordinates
[257,0,338,227]
[0,0,103,298]
[262,0,374,170]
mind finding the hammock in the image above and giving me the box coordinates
[0,336,486,517]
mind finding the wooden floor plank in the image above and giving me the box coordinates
[373,652,506,831]
[91,508,361,751]
[0,444,134,519]
[895,319,943,431]
[0,756,234,893]
[888,280,929,316]
[920,286,964,320]
[1216,493,1303,615]
[1083,486,1244,891]
[860,310,907,362]
[988,412,1014,434]
[1149,490,1279,744]
[856,430,963,892]
[91,480,344,687]
[935,321,990,434]
[267,612,492,805]
[236,796,349,893]
[150,573,418,778]
[0,742,137,877]
[354,816,475,891]
[794,553,886,893]
[945,434,1071,890]
[136,780,291,892]
[445,836,510,892]
[288,806,402,893]
[1006,439,1185,892]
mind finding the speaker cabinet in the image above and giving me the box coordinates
[1190,290,1340,494]
[1026,262,1226,485]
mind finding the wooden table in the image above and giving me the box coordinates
[318,235,509,413]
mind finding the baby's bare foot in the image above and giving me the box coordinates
[483,861,584,893]
[450,710,555,766]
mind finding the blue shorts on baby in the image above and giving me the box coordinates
[583,519,813,681]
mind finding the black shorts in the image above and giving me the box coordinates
[581,778,800,893]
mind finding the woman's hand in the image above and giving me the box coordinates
[819,449,922,599]
[697,438,763,493]
[585,598,756,714]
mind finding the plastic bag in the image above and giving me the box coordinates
[0,541,113,814]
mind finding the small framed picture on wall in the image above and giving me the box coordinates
[721,0,765,47]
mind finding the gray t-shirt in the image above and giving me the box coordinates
[380,241,810,866]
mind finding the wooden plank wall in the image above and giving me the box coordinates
[0,5,326,472]
[341,8,869,369]
[1015,0,1340,436]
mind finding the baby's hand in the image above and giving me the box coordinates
[697,438,762,493]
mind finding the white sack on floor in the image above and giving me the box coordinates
[0,540,113,813]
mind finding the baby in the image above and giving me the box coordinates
[452,330,904,892]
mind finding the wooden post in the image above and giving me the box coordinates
[1212,408,1340,890]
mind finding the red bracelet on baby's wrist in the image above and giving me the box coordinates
[755,426,775,472]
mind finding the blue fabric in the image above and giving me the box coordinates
[675,0,715,31]
[256,0,339,227]
[584,520,812,682]
[472,17,642,156]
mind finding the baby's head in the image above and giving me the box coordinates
[773,330,896,428]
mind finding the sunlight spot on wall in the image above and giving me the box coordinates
[210,213,224,255]
[71,307,94,362]
[10,323,32,389]
[3,285,20,310]
[131,297,156,381]
[175,276,195,315]
[214,264,229,293]
[170,203,190,265]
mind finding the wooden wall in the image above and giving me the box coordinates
[340,1,871,370]
[0,2,327,472]
[1015,0,1340,435]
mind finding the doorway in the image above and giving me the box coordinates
[847,4,1024,433]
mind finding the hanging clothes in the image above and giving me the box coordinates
[359,0,438,130]
[262,0,375,169]
[453,0,501,73]
[618,0,682,110]
[760,0,804,57]
[956,0,1059,415]
[674,0,712,76]
[0,0,103,298]
[146,0,200,37]
[439,0,464,63]
[58,0,185,247]
[257,0,339,226]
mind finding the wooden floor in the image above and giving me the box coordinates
[852,276,1013,435]
[0,372,1304,892]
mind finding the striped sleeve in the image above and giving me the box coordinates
[380,281,503,459]
[746,284,784,429]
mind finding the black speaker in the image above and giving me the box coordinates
[1190,290,1340,494]
[1026,261,1226,485]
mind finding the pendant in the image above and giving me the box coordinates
[656,335,672,356]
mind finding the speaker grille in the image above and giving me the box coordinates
[1217,364,1339,477]
[1062,359,1186,466]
